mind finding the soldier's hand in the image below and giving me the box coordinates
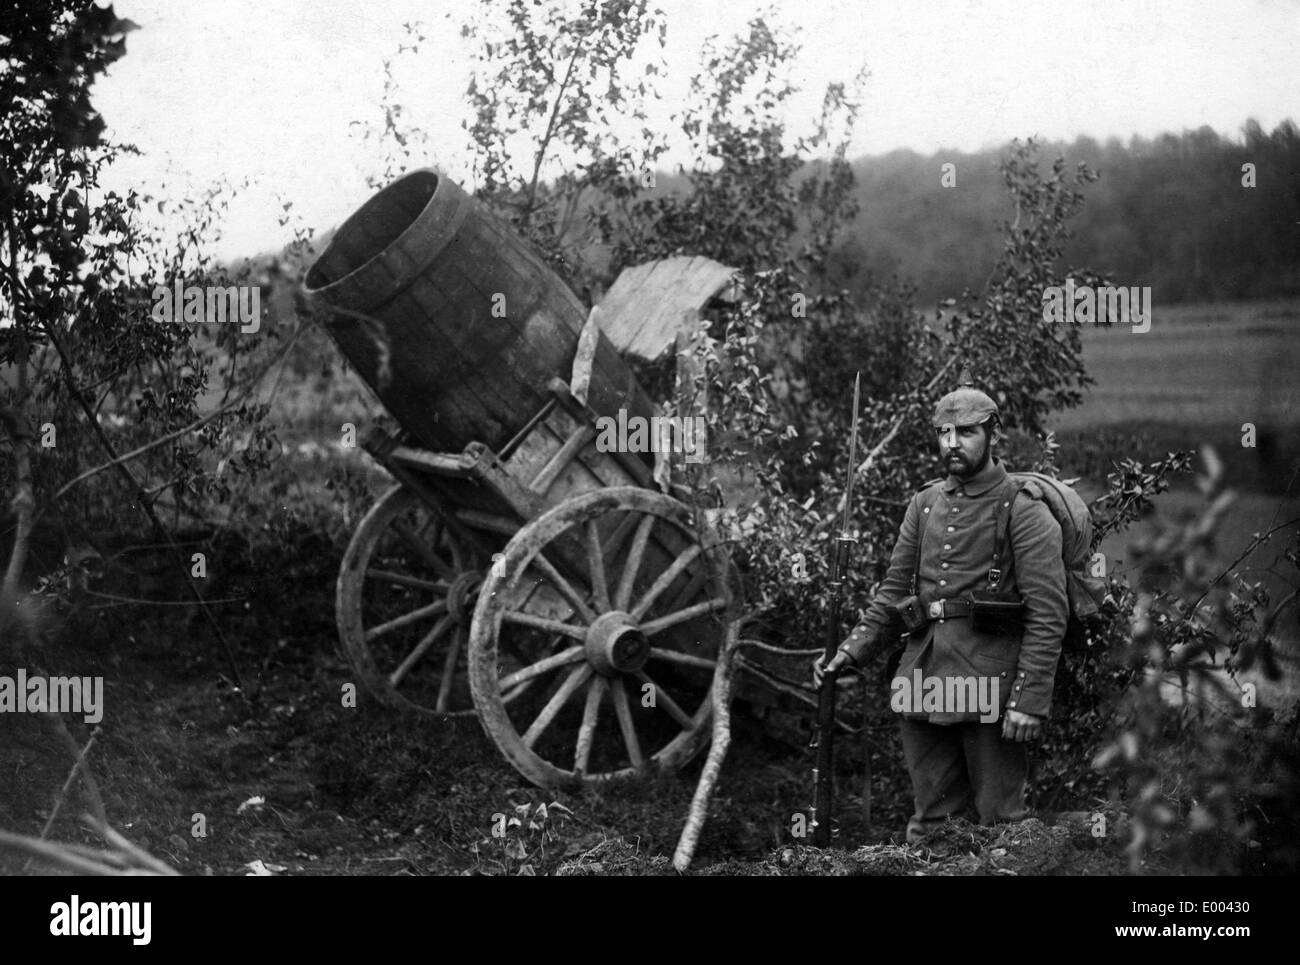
[812,649,855,687]
[1001,708,1043,742]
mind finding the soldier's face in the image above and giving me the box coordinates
[936,422,991,478]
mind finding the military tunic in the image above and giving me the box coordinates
[838,456,1069,839]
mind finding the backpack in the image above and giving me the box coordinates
[915,471,1107,648]
[1006,472,1108,647]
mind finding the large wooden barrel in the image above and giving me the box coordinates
[303,169,654,455]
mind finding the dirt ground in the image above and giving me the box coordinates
[0,522,1163,878]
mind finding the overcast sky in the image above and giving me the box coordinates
[94,0,1300,260]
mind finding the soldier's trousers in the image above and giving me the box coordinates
[898,717,1029,844]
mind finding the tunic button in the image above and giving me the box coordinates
[941,563,949,570]
[943,544,952,550]
[939,580,947,586]
[946,526,955,533]
[923,507,930,514]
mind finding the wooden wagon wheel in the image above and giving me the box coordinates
[337,484,486,716]
[468,487,740,787]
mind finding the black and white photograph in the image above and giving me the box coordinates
[1,0,1297,921]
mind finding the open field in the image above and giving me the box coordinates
[1043,296,1300,503]
[1049,296,1300,434]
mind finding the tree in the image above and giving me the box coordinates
[2,0,142,637]
[1,2,294,688]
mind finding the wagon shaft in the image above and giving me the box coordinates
[302,169,655,454]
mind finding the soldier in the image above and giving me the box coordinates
[814,381,1068,844]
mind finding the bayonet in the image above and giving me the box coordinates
[810,372,861,847]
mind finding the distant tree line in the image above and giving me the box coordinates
[839,120,1300,304]
[648,120,1299,307]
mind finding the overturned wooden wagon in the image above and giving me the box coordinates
[303,170,742,788]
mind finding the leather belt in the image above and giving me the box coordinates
[925,598,973,621]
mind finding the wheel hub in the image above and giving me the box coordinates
[446,571,483,624]
[584,611,650,675]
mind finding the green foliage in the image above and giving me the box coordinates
[732,140,1104,643]
[1035,450,1193,812]
[1081,449,1300,872]
[471,800,573,876]
[460,0,669,284]
[1,4,294,548]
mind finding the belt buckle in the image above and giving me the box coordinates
[928,600,944,620]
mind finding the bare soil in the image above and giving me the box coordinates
[0,525,1154,878]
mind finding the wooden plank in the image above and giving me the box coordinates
[599,256,739,362]
[454,509,521,536]
[388,446,479,479]
[465,443,546,525]
[528,424,598,495]
[499,397,558,461]
[546,379,654,489]
[570,305,603,405]
[512,410,607,509]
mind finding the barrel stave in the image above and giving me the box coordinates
[304,170,654,456]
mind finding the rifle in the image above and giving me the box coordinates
[810,372,861,847]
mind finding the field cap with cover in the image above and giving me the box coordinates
[932,370,999,431]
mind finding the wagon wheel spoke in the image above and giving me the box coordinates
[468,488,733,786]
[366,569,445,593]
[365,600,449,641]
[584,520,611,613]
[648,647,716,671]
[338,486,477,717]
[601,511,642,570]
[501,610,587,639]
[629,545,702,620]
[609,677,643,768]
[497,645,585,691]
[522,664,593,749]
[532,551,598,624]
[615,513,656,611]
[499,631,572,701]
[636,671,695,728]
[393,518,455,581]
[639,596,730,637]
[420,514,445,554]
[388,613,456,688]
[573,677,607,775]
[434,624,465,712]
[666,564,708,612]
[502,680,532,702]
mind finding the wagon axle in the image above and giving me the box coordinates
[444,570,483,625]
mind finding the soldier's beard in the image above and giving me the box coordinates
[947,436,992,479]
